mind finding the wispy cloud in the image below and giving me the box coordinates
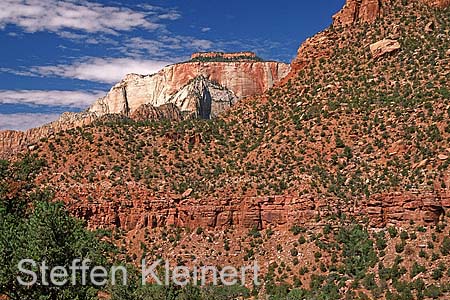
[158,12,182,21]
[0,113,61,131]
[0,90,104,108]
[123,36,214,58]
[0,0,173,34]
[27,58,170,84]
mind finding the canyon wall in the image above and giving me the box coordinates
[68,190,449,232]
[88,60,290,118]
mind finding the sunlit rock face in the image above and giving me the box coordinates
[88,59,290,119]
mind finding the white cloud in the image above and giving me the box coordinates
[201,27,211,32]
[189,39,213,50]
[158,12,181,21]
[0,90,104,108]
[0,0,164,34]
[30,58,170,84]
[0,113,61,131]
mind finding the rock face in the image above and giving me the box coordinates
[370,39,401,58]
[88,60,290,119]
[333,0,382,27]
[68,190,450,232]
[168,76,238,119]
[333,0,450,27]
[365,190,449,227]
[69,195,329,231]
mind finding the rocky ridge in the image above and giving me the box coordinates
[190,51,259,61]
[0,56,289,158]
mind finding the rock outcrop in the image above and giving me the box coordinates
[68,189,450,231]
[333,0,450,27]
[168,76,237,119]
[421,0,450,7]
[69,195,330,231]
[88,60,290,119]
[365,190,449,227]
[370,39,401,58]
[289,0,449,81]
[333,0,383,27]
[289,32,335,76]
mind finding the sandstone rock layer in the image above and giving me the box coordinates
[88,61,290,118]
[67,190,449,232]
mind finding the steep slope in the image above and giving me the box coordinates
[5,0,450,298]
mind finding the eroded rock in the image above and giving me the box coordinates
[88,59,290,119]
[333,0,449,27]
[370,39,401,59]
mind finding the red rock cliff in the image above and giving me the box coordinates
[333,0,450,27]
[67,190,449,232]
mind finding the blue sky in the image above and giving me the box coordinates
[0,0,345,130]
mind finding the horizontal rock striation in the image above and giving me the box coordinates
[67,190,450,232]
[69,195,330,231]
[365,190,449,227]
